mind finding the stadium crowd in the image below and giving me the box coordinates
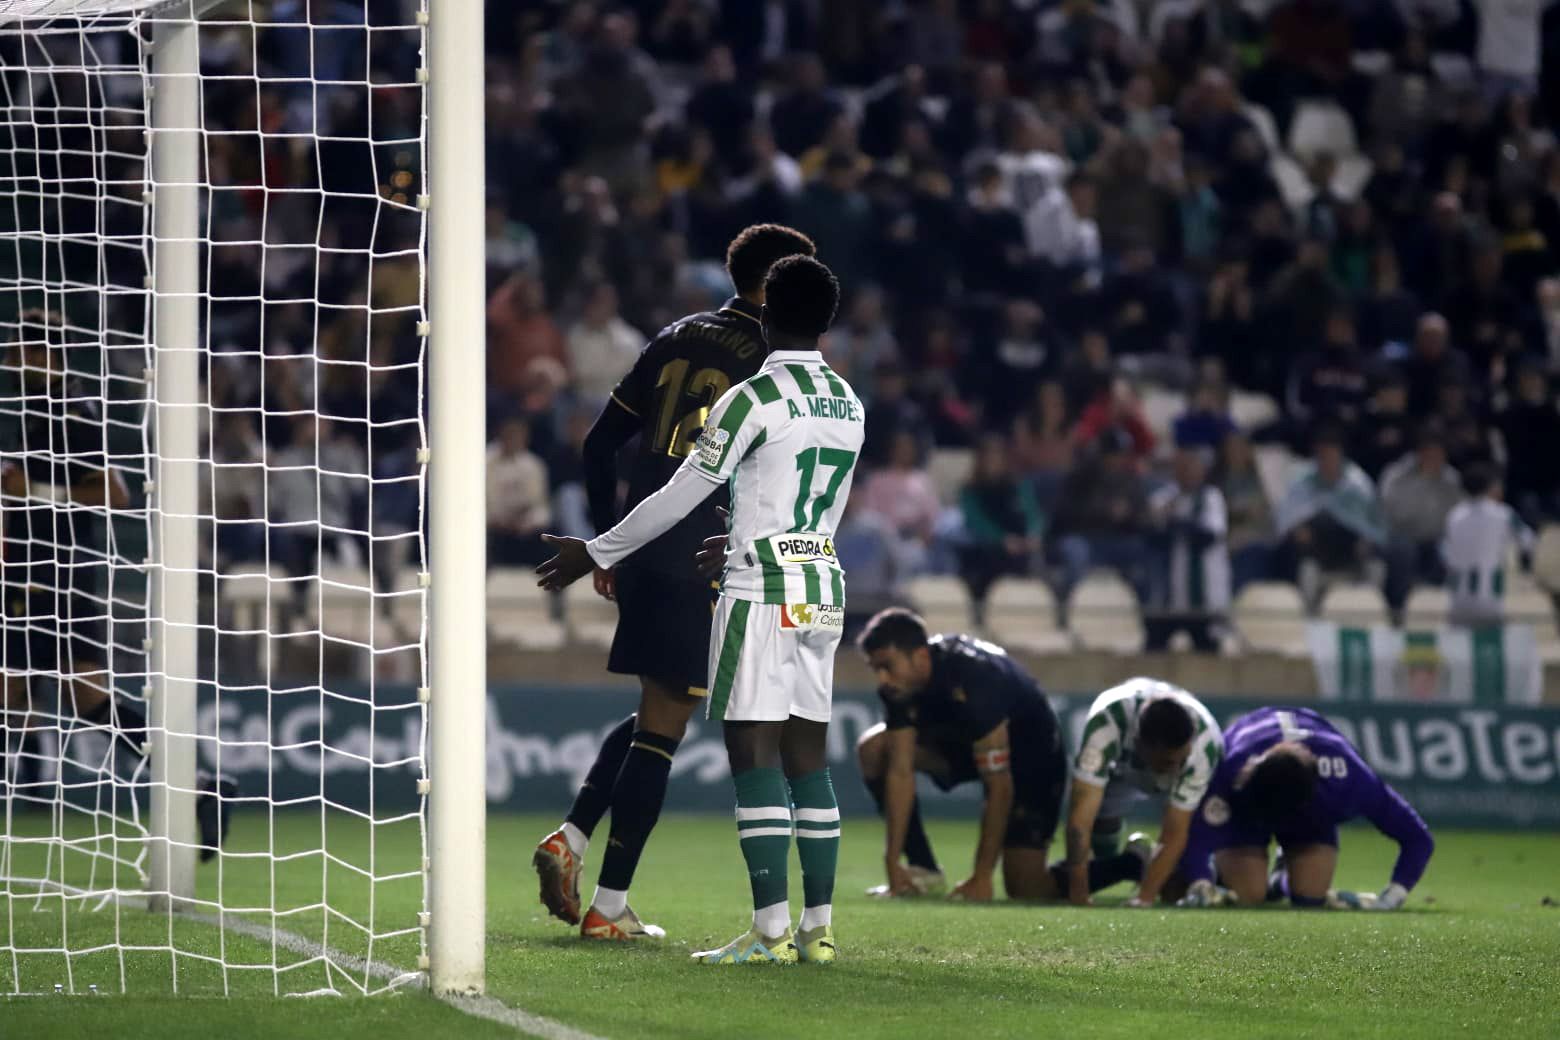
[181,0,1560,649]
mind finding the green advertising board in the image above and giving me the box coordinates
[121,684,1560,829]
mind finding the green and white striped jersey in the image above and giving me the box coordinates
[689,349,864,609]
[1073,677,1224,811]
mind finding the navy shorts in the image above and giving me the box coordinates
[918,735,1066,851]
[606,566,719,693]
[1223,816,1341,853]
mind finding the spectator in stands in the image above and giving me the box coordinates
[1398,313,1469,416]
[1496,361,1560,525]
[1215,431,1276,592]
[1147,445,1230,653]
[1286,307,1369,441]
[1100,243,1181,359]
[1380,426,1462,612]
[975,298,1056,428]
[488,270,567,400]
[1357,243,1421,352]
[1352,368,1415,480]
[1201,256,1266,392]
[834,494,909,640]
[1442,464,1537,627]
[211,414,266,566]
[553,12,657,195]
[863,362,929,467]
[1051,427,1152,601]
[1447,242,1522,385]
[1267,236,1348,358]
[961,160,1029,297]
[1173,378,1238,452]
[1074,376,1156,462]
[823,287,899,401]
[486,416,552,567]
[1011,379,1075,508]
[566,280,643,406]
[957,433,1044,623]
[858,429,943,576]
[1276,426,1387,609]
[1060,327,1116,415]
[793,151,872,291]
[1433,378,1493,471]
[770,52,842,159]
[269,419,368,606]
[684,43,753,160]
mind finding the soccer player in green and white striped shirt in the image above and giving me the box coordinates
[1064,677,1223,907]
[539,256,862,965]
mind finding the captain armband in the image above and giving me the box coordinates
[975,747,1010,775]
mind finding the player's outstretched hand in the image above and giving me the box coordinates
[694,533,728,580]
[536,534,595,591]
[949,874,994,903]
[593,566,616,601]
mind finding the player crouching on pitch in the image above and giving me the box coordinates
[540,256,862,965]
[855,609,1137,902]
[1177,706,1434,911]
[1063,677,1224,907]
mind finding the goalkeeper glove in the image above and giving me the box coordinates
[1177,879,1237,908]
[1326,883,1408,911]
[1373,882,1409,911]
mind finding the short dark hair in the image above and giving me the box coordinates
[1139,698,1194,750]
[762,254,840,340]
[856,607,929,655]
[1462,461,1498,497]
[1242,748,1317,823]
[725,223,815,296]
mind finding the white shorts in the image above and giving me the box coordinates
[706,596,842,723]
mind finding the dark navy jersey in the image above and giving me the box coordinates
[604,296,767,579]
[0,368,109,580]
[881,633,1064,768]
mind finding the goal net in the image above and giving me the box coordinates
[1,0,433,995]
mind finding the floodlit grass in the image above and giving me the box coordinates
[5,812,1559,1038]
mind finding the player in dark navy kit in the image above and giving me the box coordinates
[2,310,232,853]
[533,225,817,939]
[854,609,1143,903]
[1178,706,1434,910]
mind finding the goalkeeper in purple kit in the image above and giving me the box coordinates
[1179,707,1434,910]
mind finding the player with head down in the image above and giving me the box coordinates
[1178,706,1434,910]
[530,224,816,941]
[1064,677,1224,907]
[540,255,861,965]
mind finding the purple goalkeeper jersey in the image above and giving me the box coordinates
[1182,707,1434,889]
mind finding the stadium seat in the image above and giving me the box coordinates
[1253,444,1299,508]
[927,448,975,505]
[1319,582,1390,627]
[217,563,288,673]
[1242,102,1281,154]
[1231,581,1309,656]
[907,575,974,634]
[1067,571,1145,653]
[487,568,566,650]
[1229,390,1279,431]
[984,578,1072,653]
[317,565,375,647]
[1269,152,1313,210]
[1404,585,1450,629]
[1287,100,1358,161]
[1533,526,1560,593]
[1138,387,1185,451]
[562,584,620,649]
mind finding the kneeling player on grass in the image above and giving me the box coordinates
[530,224,816,941]
[856,610,1096,902]
[540,255,861,965]
[1178,707,1434,910]
[1064,677,1223,907]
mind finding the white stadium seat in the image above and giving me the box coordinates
[1287,100,1358,161]
[1532,525,1560,593]
[1320,582,1390,628]
[908,574,975,634]
[1067,571,1144,653]
[563,584,620,649]
[985,578,1072,654]
[927,448,975,505]
[1232,580,1309,656]
[487,568,567,650]
[1404,585,1450,629]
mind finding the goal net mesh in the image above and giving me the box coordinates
[1,0,429,995]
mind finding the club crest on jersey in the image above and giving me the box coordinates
[780,603,843,631]
[696,427,730,469]
[774,534,835,563]
[1202,795,1230,826]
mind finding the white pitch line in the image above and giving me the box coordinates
[2,879,603,1040]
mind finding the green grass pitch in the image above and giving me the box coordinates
[4,812,1559,1038]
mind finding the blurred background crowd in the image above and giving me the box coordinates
[166,0,1560,651]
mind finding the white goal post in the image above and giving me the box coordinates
[0,0,484,997]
